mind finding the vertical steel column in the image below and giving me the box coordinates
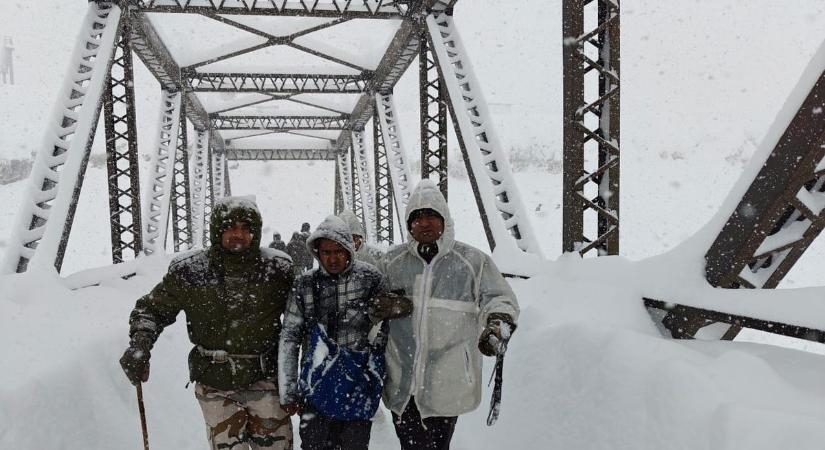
[562,0,620,256]
[212,150,227,200]
[375,92,414,229]
[202,144,215,247]
[141,91,182,255]
[2,3,121,274]
[334,158,345,215]
[350,146,365,228]
[419,29,449,200]
[223,157,232,196]
[352,130,378,241]
[170,103,192,252]
[373,106,394,244]
[189,130,208,249]
[103,9,142,264]
[337,150,354,211]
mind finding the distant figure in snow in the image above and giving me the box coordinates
[278,215,411,450]
[337,209,384,268]
[268,231,287,252]
[286,231,312,275]
[119,197,295,450]
[379,180,520,449]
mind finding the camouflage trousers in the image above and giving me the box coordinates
[195,380,293,450]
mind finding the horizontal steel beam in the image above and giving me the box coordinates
[188,72,372,93]
[211,115,349,130]
[133,0,408,18]
[225,148,338,160]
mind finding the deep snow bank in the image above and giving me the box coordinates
[3,255,825,449]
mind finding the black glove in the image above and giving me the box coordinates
[369,291,413,321]
[119,333,153,385]
[478,315,515,357]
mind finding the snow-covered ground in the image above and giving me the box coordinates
[3,0,825,449]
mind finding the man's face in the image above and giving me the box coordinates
[409,210,444,244]
[317,238,350,275]
[221,221,253,253]
[352,234,364,251]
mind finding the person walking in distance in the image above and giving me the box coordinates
[119,197,295,450]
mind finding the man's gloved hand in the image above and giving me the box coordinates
[281,402,302,416]
[120,332,154,385]
[369,291,413,322]
[478,315,515,357]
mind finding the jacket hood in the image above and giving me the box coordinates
[405,179,455,253]
[337,209,365,237]
[306,215,357,273]
[209,196,263,254]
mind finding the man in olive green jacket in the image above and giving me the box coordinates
[120,196,295,450]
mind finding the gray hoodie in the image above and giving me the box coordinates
[379,179,520,419]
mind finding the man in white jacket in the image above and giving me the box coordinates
[380,180,519,449]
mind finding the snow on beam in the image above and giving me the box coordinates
[337,151,354,211]
[1,3,122,274]
[352,131,378,242]
[224,149,338,160]
[211,115,350,130]
[187,73,371,94]
[141,91,182,256]
[704,41,825,289]
[189,130,208,249]
[133,1,407,18]
[374,92,414,224]
[426,12,543,258]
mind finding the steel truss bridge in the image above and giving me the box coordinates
[4,0,825,344]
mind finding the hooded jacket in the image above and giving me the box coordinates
[379,180,520,418]
[337,209,384,268]
[278,215,387,405]
[127,197,294,391]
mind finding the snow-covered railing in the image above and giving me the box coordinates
[426,12,543,257]
[352,130,377,242]
[141,91,182,256]
[189,130,208,249]
[1,2,121,274]
[374,92,413,221]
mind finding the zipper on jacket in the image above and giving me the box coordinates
[412,263,433,395]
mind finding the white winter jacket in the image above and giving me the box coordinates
[379,180,519,419]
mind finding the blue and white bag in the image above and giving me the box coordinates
[298,323,385,421]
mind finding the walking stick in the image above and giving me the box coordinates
[136,383,150,450]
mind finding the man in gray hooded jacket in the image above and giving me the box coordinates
[380,179,519,449]
[278,215,411,450]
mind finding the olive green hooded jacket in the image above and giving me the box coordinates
[127,197,294,391]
